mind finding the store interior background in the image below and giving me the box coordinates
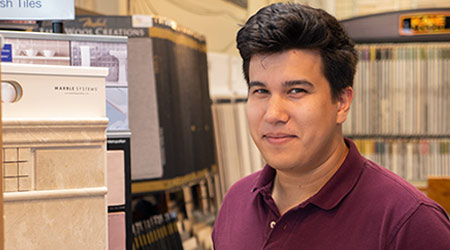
[1,0,449,250]
[75,0,450,55]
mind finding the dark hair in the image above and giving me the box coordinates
[236,3,358,100]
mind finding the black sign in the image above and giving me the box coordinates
[33,16,149,37]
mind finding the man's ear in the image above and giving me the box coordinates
[336,86,353,124]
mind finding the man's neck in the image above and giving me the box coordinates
[271,139,349,215]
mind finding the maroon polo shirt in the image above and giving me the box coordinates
[212,138,450,250]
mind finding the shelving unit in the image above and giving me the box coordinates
[4,15,220,249]
[13,55,70,60]
[341,9,450,185]
[207,52,266,200]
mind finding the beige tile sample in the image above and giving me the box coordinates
[4,148,17,162]
[18,176,32,191]
[18,161,32,176]
[4,178,18,192]
[4,162,18,177]
[5,196,107,250]
[35,147,105,190]
[18,147,31,161]
[2,62,109,250]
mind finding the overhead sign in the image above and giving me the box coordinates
[399,12,450,36]
[0,0,74,20]
[33,16,149,37]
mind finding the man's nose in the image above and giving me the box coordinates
[263,95,289,124]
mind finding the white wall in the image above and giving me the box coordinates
[129,0,247,55]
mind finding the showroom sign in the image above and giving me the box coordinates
[0,0,74,20]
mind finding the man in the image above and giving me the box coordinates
[212,3,450,250]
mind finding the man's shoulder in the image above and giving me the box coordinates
[359,160,441,211]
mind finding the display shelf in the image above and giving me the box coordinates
[340,9,450,186]
[13,55,70,61]
[131,167,216,195]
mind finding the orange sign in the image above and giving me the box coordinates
[399,13,450,36]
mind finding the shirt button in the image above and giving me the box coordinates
[270,221,276,229]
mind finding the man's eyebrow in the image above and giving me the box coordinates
[248,81,266,88]
[284,80,314,88]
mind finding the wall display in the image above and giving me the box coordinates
[127,38,164,180]
[149,23,215,181]
[71,40,128,87]
[352,139,450,182]
[341,9,450,186]
[2,19,218,247]
[0,30,133,249]
[344,43,450,137]
[207,52,264,196]
[0,31,129,131]
[1,63,108,249]
[28,16,217,187]
[70,40,129,131]
[211,101,243,193]
[2,37,70,65]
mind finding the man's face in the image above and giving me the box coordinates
[247,49,351,174]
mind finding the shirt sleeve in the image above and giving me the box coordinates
[387,203,450,250]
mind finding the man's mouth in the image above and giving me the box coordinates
[263,133,297,144]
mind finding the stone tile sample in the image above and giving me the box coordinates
[2,63,109,250]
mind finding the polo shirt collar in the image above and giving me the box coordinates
[251,138,365,210]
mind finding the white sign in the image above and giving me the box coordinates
[0,0,74,20]
[132,15,153,28]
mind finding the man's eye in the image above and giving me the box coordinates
[253,89,269,94]
[289,88,306,94]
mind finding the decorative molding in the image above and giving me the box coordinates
[4,186,107,201]
[2,118,108,148]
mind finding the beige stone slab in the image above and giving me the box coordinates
[18,161,32,176]
[4,195,107,250]
[18,147,31,162]
[4,148,17,162]
[4,162,18,177]
[4,178,18,192]
[35,147,105,190]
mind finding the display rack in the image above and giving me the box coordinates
[207,52,265,200]
[23,15,220,249]
[107,132,132,250]
[341,9,450,186]
[0,30,132,250]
